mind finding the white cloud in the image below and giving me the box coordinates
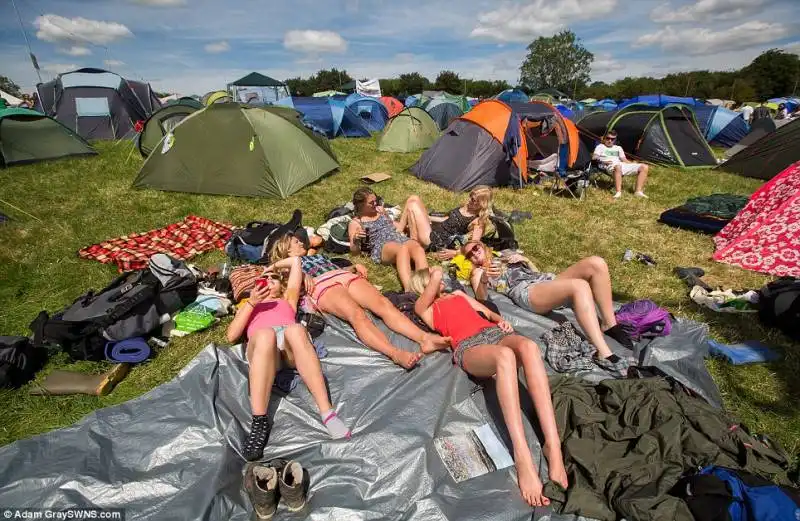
[283,30,347,53]
[104,59,125,67]
[132,0,187,5]
[41,63,77,74]
[470,0,617,43]
[34,15,133,45]
[784,41,800,55]
[651,0,771,23]
[635,21,789,55]
[592,54,625,75]
[204,41,230,53]
[58,45,92,56]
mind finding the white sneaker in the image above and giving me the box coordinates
[613,191,622,199]
[634,191,649,199]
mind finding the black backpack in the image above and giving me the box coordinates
[483,215,518,250]
[30,256,197,361]
[226,221,282,264]
[0,336,47,388]
[758,277,800,341]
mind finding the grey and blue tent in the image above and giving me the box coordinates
[35,68,160,140]
[274,97,370,138]
[424,99,464,130]
[494,89,528,103]
[693,105,749,148]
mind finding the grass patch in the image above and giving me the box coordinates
[0,138,798,460]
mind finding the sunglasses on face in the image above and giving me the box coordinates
[604,137,616,142]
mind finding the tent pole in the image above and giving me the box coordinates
[10,0,43,84]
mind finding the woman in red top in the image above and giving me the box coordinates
[411,267,568,508]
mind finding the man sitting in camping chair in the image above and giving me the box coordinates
[592,130,649,199]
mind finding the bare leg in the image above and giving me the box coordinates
[381,242,413,291]
[613,165,623,194]
[347,278,450,353]
[501,335,568,490]
[319,285,422,369]
[246,329,279,416]
[407,240,429,273]
[282,324,332,413]
[398,195,433,247]
[635,164,649,193]
[556,256,617,329]
[525,279,614,358]
[461,344,549,507]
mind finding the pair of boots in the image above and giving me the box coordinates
[244,459,307,520]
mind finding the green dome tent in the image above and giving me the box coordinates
[0,107,96,167]
[134,104,339,198]
[138,101,201,157]
[377,107,439,153]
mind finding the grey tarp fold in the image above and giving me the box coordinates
[0,292,717,520]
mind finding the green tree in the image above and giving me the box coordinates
[519,30,593,95]
[742,49,800,99]
[434,70,463,94]
[397,72,430,95]
[0,75,23,97]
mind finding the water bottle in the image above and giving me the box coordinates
[220,262,230,279]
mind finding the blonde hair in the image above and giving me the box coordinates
[408,269,433,296]
[466,185,493,232]
[269,234,293,263]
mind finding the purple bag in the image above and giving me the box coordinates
[615,299,672,340]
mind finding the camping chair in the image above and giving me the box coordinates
[528,156,590,200]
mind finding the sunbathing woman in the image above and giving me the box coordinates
[268,234,450,370]
[462,241,633,358]
[397,185,493,259]
[410,267,568,507]
[349,187,429,291]
[226,257,351,462]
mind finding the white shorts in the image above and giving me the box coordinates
[604,162,642,176]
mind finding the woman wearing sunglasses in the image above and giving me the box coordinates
[349,187,429,292]
[226,258,352,462]
[395,186,494,260]
[461,241,633,359]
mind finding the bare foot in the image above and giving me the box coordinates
[544,442,568,490]
[391,349,423,369]
[420,333,451,354]
[516,458,549,508]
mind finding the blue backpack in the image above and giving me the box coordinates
[676,466,800,520]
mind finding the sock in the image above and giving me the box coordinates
[320,409,351,439]
[243,414,271,461]
[605,353,621,363]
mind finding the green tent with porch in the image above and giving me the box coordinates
[0,107,96,167]
[133,104,339,198]
[377,107,439,153]
[138,100,201,157]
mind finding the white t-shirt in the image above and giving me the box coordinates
[593,143,626,167]
[740,105,753,121]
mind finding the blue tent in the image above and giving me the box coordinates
[344,93,389,132]
[693,105,750,148]
[495,89,529,103]
[424,99,464,130]
[555,104,576,120]
[274,96,370,138]
[405,95,419,107]
[769,97,799,113]
[593,99,618,111]
[619,94,700,109]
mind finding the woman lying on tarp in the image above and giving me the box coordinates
[410,266,568,507]
[226,256,352,461]
[460,241,633,361]
[267,234,450,370]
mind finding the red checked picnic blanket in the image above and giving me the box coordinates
[79,215,235,272]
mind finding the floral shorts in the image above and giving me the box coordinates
[453,326,509,370]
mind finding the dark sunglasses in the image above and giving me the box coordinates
[604,136,616,141]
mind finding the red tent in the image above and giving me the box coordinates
[714,161,800,277]
[380,96,404,117]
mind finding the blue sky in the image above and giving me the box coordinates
[1,0,798,95]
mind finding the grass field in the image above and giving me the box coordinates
[1,137,798,462]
